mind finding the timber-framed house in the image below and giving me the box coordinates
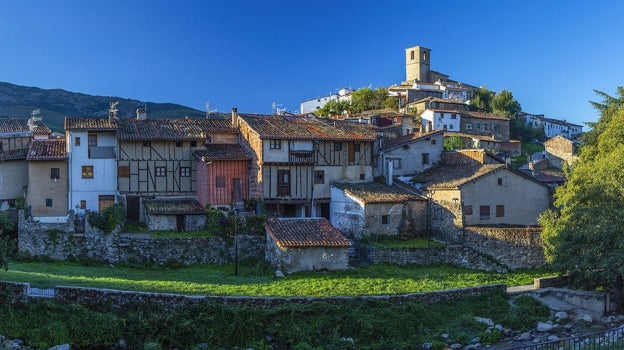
[235,111,380,218]
[116,117,238,222]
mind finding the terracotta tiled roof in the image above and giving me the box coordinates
[412,163,506,189]
[333,182,426,203]
[117,118,236,140]
[65,117,118,131]
[266,217,352,248]
[0,118,50,135]
[27,139,67,160]
[143,198,205,215]
[193,144,251,162]
[381,130,443,151]
[0,148,28,161]
[239,114,379,141]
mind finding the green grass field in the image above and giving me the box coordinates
[0,261,552,297]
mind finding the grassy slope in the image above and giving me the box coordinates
[0,261,552,297]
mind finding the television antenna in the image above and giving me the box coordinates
[272,102,285,115]
[205,101,218,118]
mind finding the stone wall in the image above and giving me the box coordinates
[368,245,507,272]
[0,281,28,303]
[18,210,265,265]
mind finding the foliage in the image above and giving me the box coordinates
[363,235,444,248]
[350,87,392,114]
[443,135,466,151]
[205,207,225,235]
[0,289,553,349]
[469,87,495,113]
[0,212,15,270]
[0,260,551,297]
[87,203,126,233]
[492,90,521,119]
[315,99,351,117]
[470,87,536,141]
[539,87,624,309]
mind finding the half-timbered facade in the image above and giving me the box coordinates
[65,117,118,213]
[236,111,379,218]
[116,118,238,222]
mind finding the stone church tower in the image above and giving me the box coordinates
[405,45,431,83]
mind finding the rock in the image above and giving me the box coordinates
[475,317,495,326]
[117,339,127,348]
[339,337,354,344]
[554,311,569,320]
[469,337,481,344]
[517,332,532,341]
[450,343,463,349]
[547,335,560,342]
[579,314,593,323]
[275,270,284,278]
[48,345,70,350]
[422,342,433,350]
[494,324,503,331]
[442,334,449,339]
[537,321,554,332]
[465,344,479,350]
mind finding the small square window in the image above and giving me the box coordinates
[118,166,130,178]
[496,205,505,217]
[497,178,503,186]
[464,205,473,215]
[80,200,86,209]
[75,137,81,146]
[479,205,490,220]
[88,134,97,147]
[155,167,166,177]
[334,142,342,151]
[381,215,389,225]
[51,168,60,179]
[431,139,436,145]
[359,173,365,180]
[393,158,402,169]
[45,198,53,207]
[314,170,324,184]
[180,167,191,177]
[216,176,226,188]
[82,166,93,179]
[466,123,472,130]
[270,139,281,149]
[422,153,430,165]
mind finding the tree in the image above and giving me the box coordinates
[315,99,351,117]
[443,135,465,151]
[470,87,495,113]
[539,88,624,310]
[350,87,391,113]
[492,90,521,119]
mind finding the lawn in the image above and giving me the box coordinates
[0,260,553,297]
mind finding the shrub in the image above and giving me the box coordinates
[88,203,126,233]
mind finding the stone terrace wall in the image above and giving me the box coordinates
[0,281,29,303]
[368,245,506,272]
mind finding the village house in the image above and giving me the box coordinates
[403,97,469,115]
[265,217,352,274]
[330,181,427,239]
[377,130,444,178]
[236,110,379,218]
[115,112,238,222]
[412,150,550,226]
[65,116,118,213]
[519,112,583,139]
[0,117,51,209]
[26,139,68,222]
[194,143,252,211]
[543,135,580,169]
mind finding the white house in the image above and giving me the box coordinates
[300,88,352,114]
[420,108,461,132]
[65,117,118,213]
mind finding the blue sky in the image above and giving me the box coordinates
[0,0,622,128]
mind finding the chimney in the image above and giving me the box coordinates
[136,107,147,120]
[231,107,238,127]
[386,159,393,186]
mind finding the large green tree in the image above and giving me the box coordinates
[315,99,351,117]
[539,88,624,309]
[469,87,495,113]
[350,87,392,113]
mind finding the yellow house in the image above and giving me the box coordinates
[26,139,68,221]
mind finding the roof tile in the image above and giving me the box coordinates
[143,198,205,215]
[27,139,67,160]
[333,182,425,203]
[266,217,352,248]
[117,118,236,140]
[193,144,251,161]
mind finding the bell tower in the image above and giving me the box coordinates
[405,45,431,83]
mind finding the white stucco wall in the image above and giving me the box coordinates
[330,186,365,237]
[381,133,443,177]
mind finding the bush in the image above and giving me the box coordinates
[88,203,126,233]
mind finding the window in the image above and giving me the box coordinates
[143,141,151,147]
[497,177,503,186]
[155,167,166,177]
[451,114,457,119]
[476,123,481,129]
[479,205,490,220]
[353,143,361,152]
[75,137,81,146]
[381,215,389,225]
[180,167,191,177]
[392,158,402,169]
[410,50,415,60]
[314,170,324,184]
[216,176,226,188]
[496,205,505,218]
[45,198,53,207]
[422,153,430,165]
[88,133,97,147]
[277,170,290,196]
[50,168,60,179]
[175,141,183,147]
[483,124,489,130]
[449,124,454,130]
[82,166,93,179]
[464,205,473,215]
[190,140,197,147]
[465,123,472,130]
[431,139,436,145]
[270,139,281,149]
[360,173,365,180]
[118,166,130,178]
[334,142,342,151]
[80,200,86,209]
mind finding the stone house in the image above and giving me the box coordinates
[544,135,580,169]
[413,151,551,226]
[0,117,51,209]
[194,144,252,210]
[65,116,118,213]
[378,130,444,178]
[330,182,427,239]
[420,109,510,142]
[115,115,238,222]
[265,217,351,274]
[26,139,68,222]
[143,198,206,231]
[404,97,469,115]
[236,110,379,218]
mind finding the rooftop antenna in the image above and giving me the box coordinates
[109,101,119,121]
[30,109,42,122]
[205,101,218,118]
[272,102,285,115]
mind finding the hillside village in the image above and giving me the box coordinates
[0,45,585,273]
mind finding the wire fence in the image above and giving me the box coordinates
[506,326,624,350]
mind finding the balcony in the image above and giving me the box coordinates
[289,150,314,164]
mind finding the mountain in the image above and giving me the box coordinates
[0,82,224,133]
